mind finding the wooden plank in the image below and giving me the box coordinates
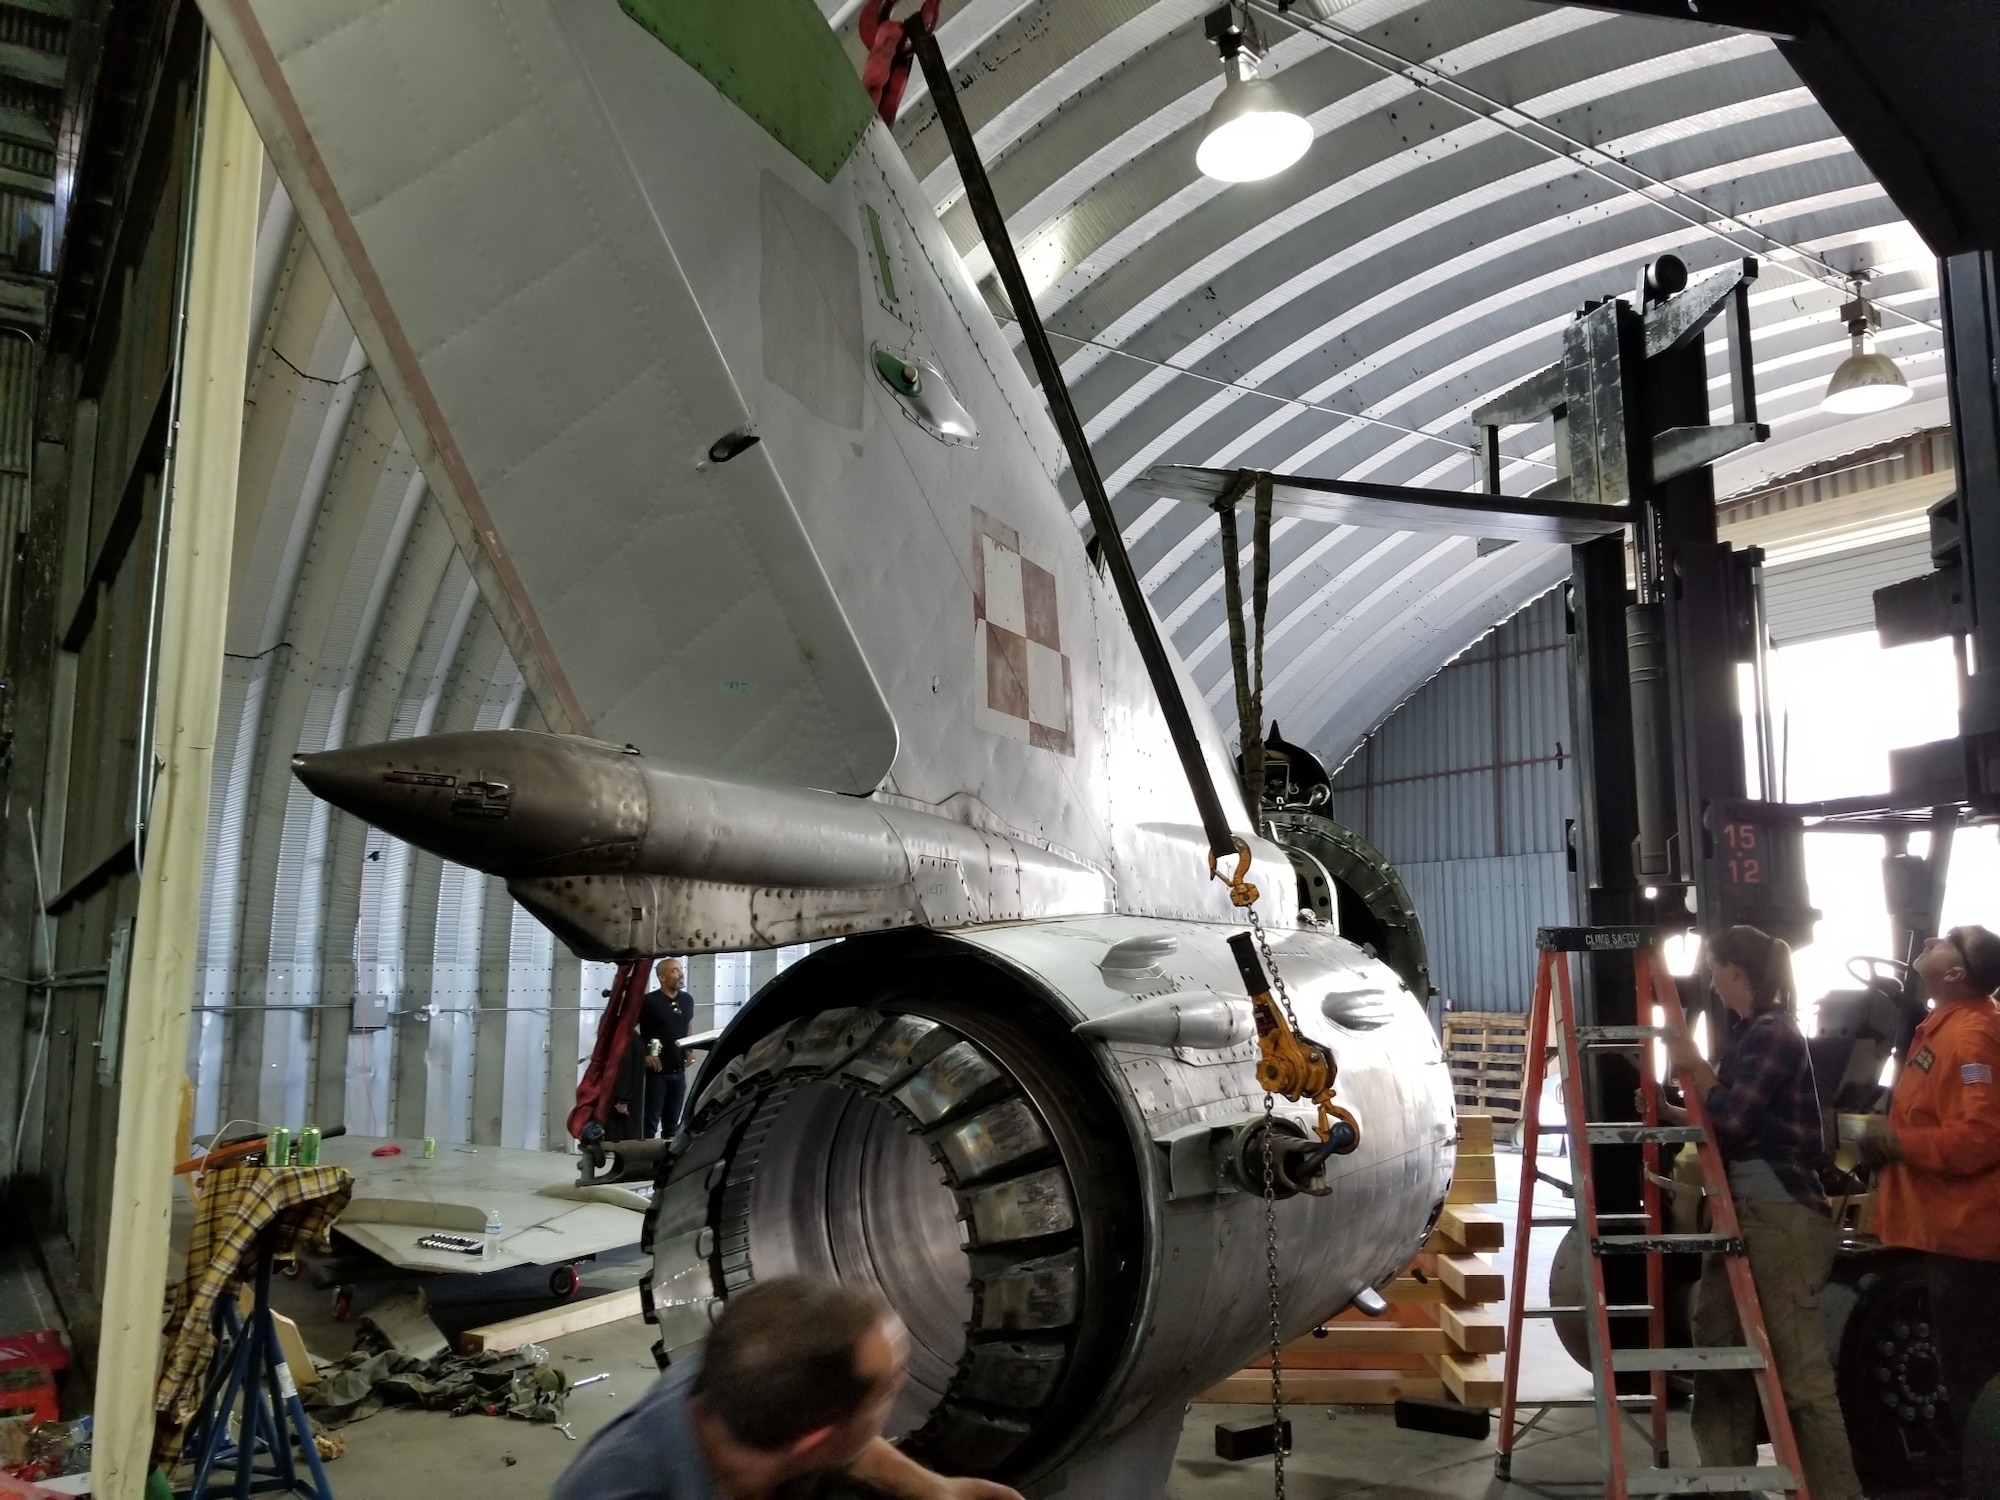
[272,1310,318,1387]
[1439,1205,1505,1252]
[459,1287,644,1353]
[1446,1173,1499,1206]
[1433,1352,1504,1408]
[1288,1325,1449,1356]
[1456,1112,1495,1154]
[1201,1371,1449,1405]
[1423,1227,1467,1256]
[1380,1276,1472,1307]
[1258,1349,1437,1373]
[1437,1305,1506,1356]
[1435,1254,1504,1303]
[1443,1016,1530,1123]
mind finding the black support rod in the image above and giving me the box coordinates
[912,26,1242,861]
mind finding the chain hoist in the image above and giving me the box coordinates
[1212,848,1361,1497]
[919,23,1357,1496]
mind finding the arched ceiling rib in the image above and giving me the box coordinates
[203,2,1952,1111]
[851,0,1943,768]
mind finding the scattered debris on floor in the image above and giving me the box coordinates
[307,1309,570,1430]
[0,1414,90,1488]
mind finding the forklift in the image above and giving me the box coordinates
[1168,238,1999,1492]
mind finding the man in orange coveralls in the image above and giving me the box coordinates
[1862,924,2000,1474]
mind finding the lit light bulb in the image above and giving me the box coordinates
[1821,287,1911,416]
[1197,37,1310,183]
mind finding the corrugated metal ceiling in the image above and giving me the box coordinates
[187,0,1952,1140]
[849,0,1945,769]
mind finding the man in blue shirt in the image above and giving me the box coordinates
[553,1277,1023,1500]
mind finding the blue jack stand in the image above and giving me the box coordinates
[176,1243,333,1499]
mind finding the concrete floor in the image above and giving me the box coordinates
[270,1142,1700,1500]
[0,1146,1747,1499]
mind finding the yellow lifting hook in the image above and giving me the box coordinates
[1209,835,1261,908]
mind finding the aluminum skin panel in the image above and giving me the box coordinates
[547,0,1278,923]
[218,0,1298,930]
[200,0,898,793]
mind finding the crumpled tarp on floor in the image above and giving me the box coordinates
[305,1326,569,1429]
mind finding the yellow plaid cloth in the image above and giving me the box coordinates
[153,1163,353,1464]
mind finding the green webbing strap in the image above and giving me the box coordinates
[1218,471,1274,822]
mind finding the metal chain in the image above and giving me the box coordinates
[1250,898,1294,1499]
[1261,1086,1285,1499]
[1245,902,1304,1034]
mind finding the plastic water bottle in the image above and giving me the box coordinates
[484,1209,502,1259]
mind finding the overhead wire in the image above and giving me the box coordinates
[1248,0,1942,333]
[1002,312,1562,473]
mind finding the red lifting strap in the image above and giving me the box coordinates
[858,0,941,126]
[567,957,650,1142]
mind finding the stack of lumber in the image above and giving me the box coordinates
[1202,1111,1506,1409]
[1442,1011,1530,1124]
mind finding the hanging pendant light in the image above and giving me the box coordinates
[1197,6,1311,184]
[1821,283,1911,415]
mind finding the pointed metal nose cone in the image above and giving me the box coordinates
[292,731,648,875]
[292,741,485,863]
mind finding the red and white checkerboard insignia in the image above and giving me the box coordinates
[972,507,1073,755]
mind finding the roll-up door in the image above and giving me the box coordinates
[1761,533,1936,645]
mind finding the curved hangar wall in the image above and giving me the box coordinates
[188,0,1939,1151]
[649,919,1455,1488]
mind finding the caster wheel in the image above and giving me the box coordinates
[549,1265,580,1299]
[333,1287,354,1322]
[280,1259,302,1280]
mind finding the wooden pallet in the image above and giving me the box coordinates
[1202,1112,1507,1409]
[1443,1011,1529,1124]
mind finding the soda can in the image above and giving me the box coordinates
[267,1127,292,1169]
[299,1126,322,1166]
[423,1136,437,1159]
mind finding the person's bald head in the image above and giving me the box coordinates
[656,958,684,992]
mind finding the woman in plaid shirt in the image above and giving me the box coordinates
[1655,925,1863,1500]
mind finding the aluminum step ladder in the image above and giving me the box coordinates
[1493,925,1810,1499]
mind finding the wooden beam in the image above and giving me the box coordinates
[1380,1276,1472,1307]
[1432,1352,1504,1408]
[1201,1371,1448,1405]
[1439,1205,1506,1252]
[90,50,261,1500]
[1438,1305,1506,1356]
[1435,1254,1504,1303]
[1446,1160,1498,1204]
[1452,1153,1497,1184]
[1287,1325,1448,1356]
[1259,1349,1436,1373]
[459,1287,644,1354]
[1456,1112,1495,1154]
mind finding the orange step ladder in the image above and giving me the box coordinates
[1493,925,1810,1498]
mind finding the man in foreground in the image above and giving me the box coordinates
[552,1276,1024,1500]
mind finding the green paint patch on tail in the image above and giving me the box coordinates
[617,0,874,182]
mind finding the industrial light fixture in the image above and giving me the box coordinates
[1821,281,1912,416]
[1196,6,1311,183]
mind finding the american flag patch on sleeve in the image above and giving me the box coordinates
[1964,1063,1994,1085]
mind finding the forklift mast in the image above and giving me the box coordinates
[1473,257,1814,1079]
